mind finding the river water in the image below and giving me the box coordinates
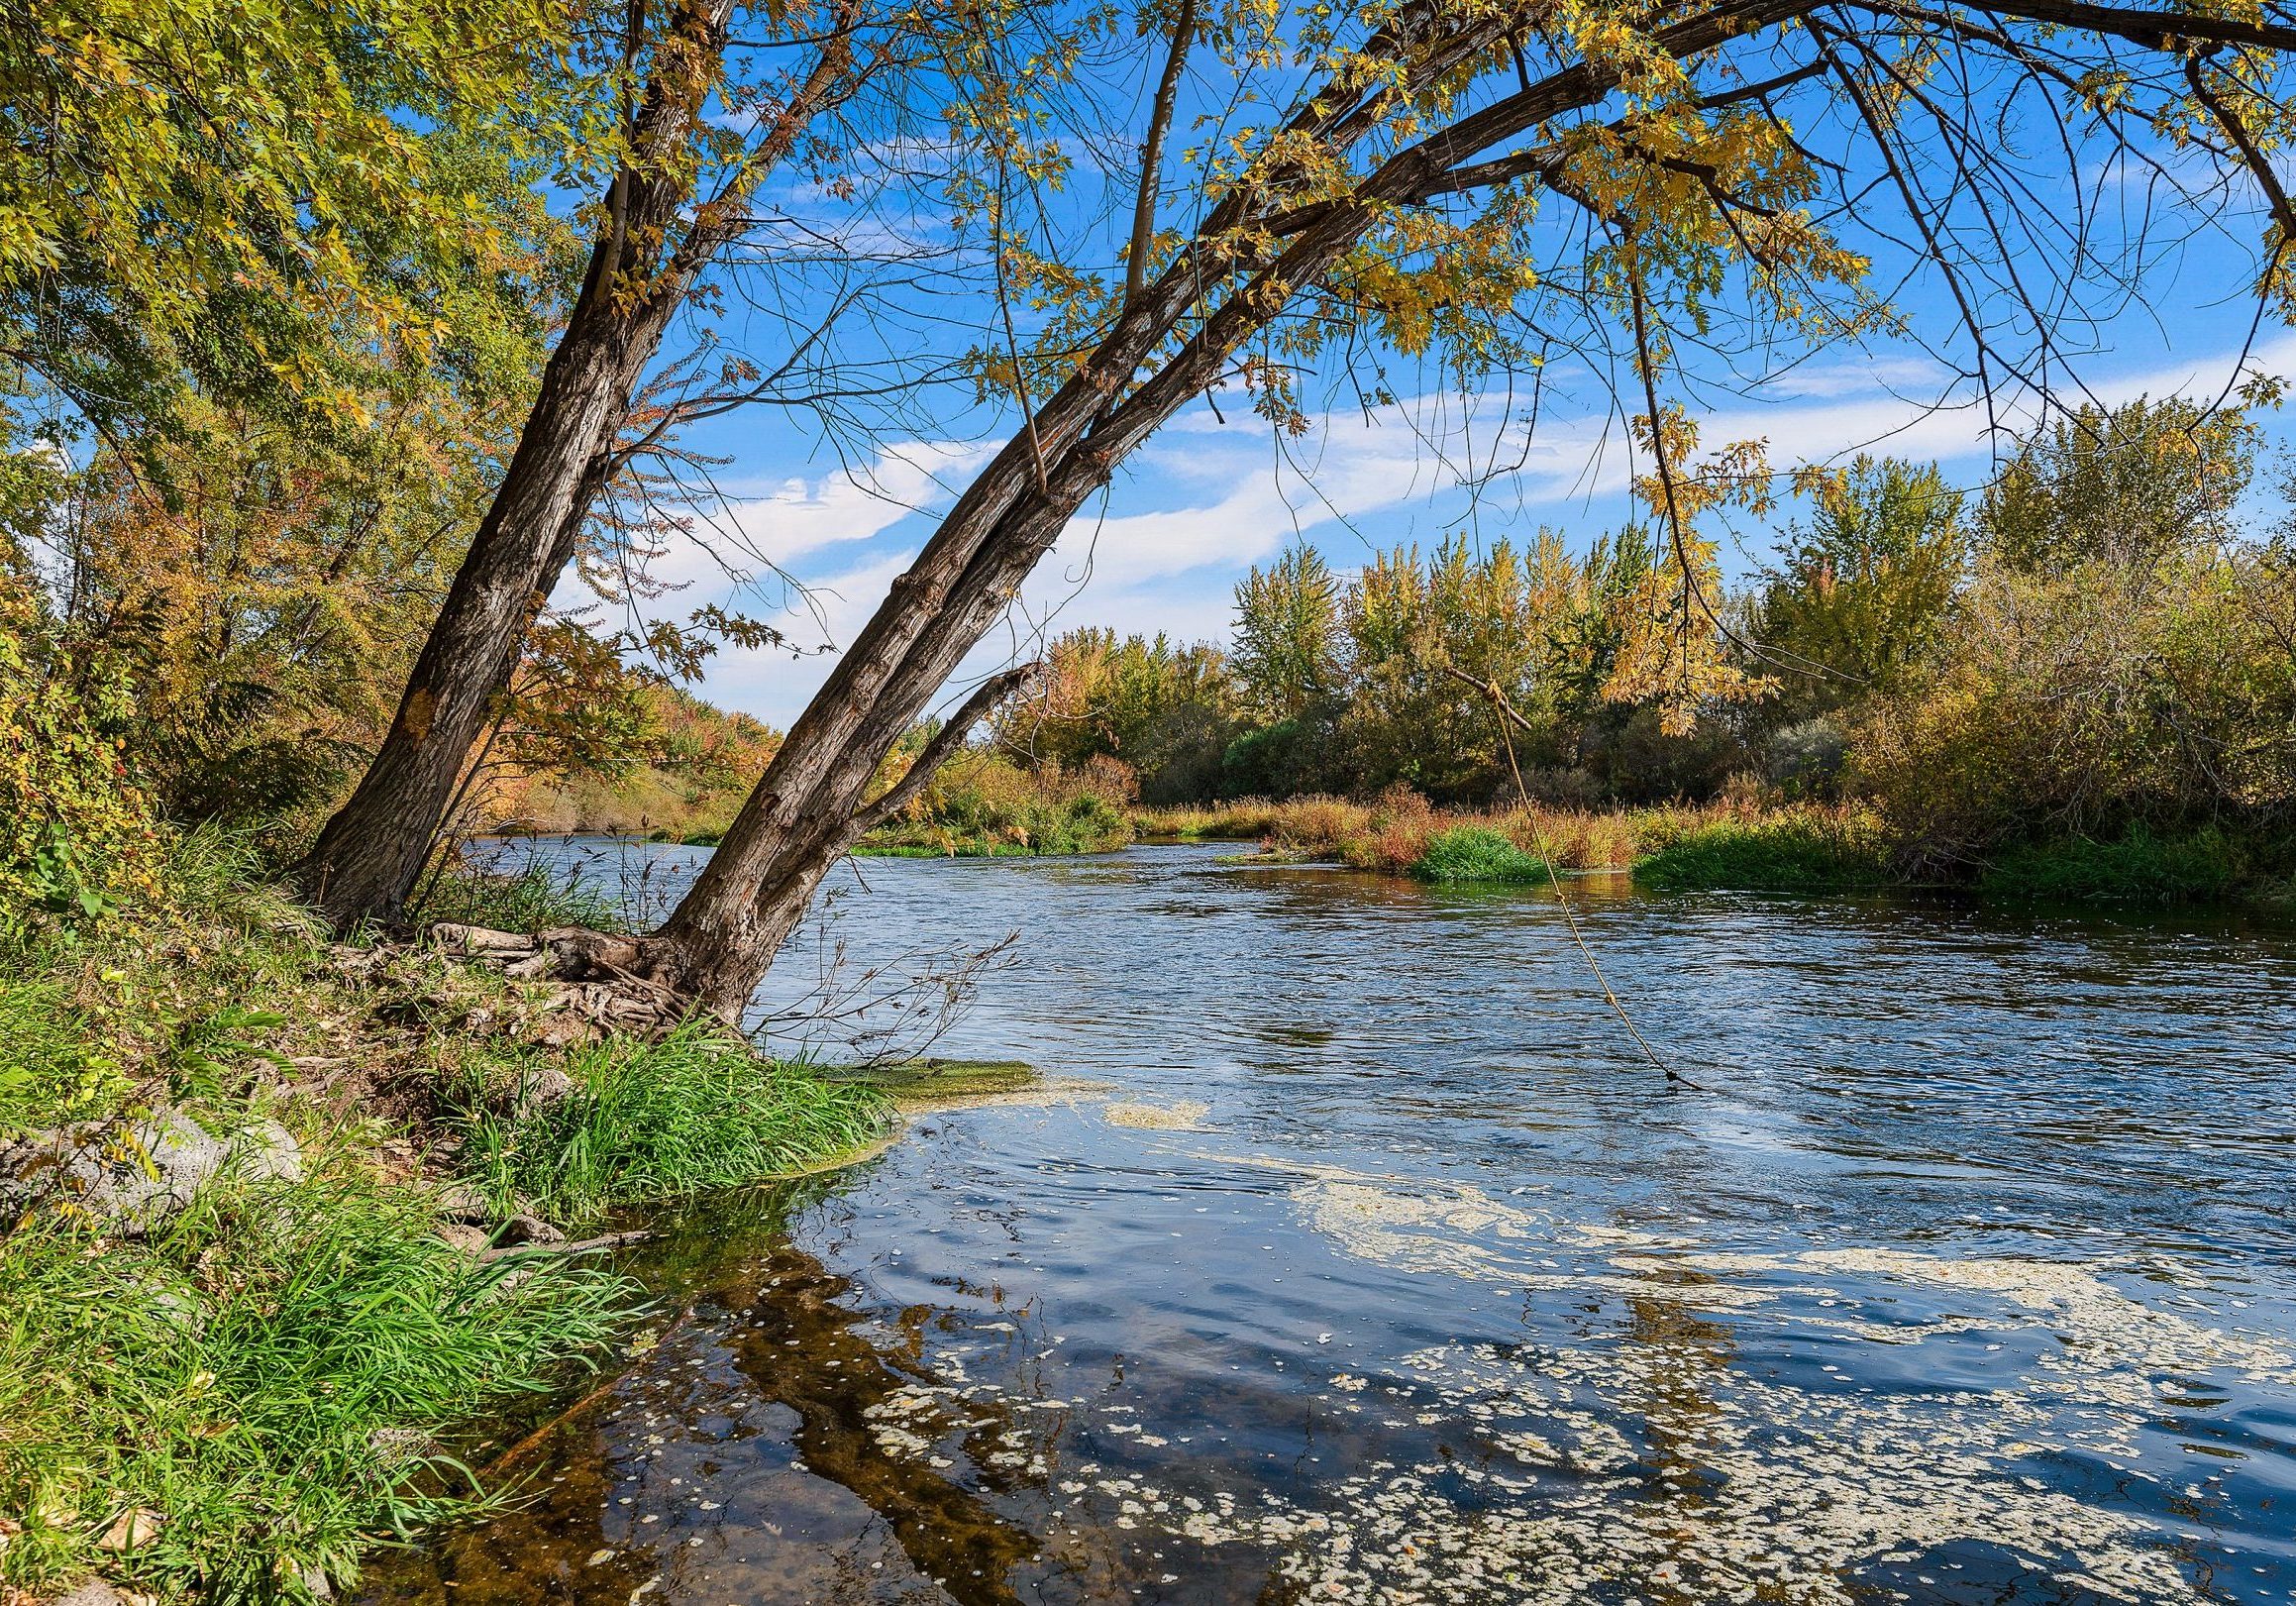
[366,840,2296,1605]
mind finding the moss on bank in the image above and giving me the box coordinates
[815,1057,1041,1108]
[0,834,890,1604]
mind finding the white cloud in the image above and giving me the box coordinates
[678,327,2296,725]
[702,438,993,574]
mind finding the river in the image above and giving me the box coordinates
[365,839,2296,1605]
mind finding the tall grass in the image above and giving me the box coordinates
[1178,790,1912,895]
[1978,826,2241,903]
[0,1169,630,1601]
[456,1025,892,1225]
[408,856,623,933]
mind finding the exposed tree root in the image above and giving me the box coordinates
[426,921,703,1042]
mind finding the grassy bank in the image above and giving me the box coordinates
[1137,792,1883,888]
[0,832,892,1604]
[1138,791,2279,904]
[858,753,1133,858]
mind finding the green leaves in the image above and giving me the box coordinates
[1,0,590,440]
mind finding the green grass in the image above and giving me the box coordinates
[0,1166,631,1603]
[1979,826,2242,904]
[1635,811,1898,894]
[1409,825,1549,885]
[455,1025,892,1226]
[408,858,623,933]
[818,1057,1039,1108]
[0,978,116,1135]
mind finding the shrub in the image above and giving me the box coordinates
[0,586,164,934]
[1409,825,1548,884]
[1979,826,2241,904]
[1852,551,2296,873]
[456,1025,890,1225]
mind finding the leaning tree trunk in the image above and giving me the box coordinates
[642,187,1420,1017]
[294,315,636,926]
[295,0,855,928]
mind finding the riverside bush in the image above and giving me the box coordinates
[0,584,165,934]
[1409,826,1548,884]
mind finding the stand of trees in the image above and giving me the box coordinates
[997,397,2296,877]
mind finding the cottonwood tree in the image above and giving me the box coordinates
[294,0,951,924]
[524,0,2296,1018]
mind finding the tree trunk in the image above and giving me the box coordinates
[293,294,656,926]
[294,0,856,928]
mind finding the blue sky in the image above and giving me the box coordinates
[594,312,2296,731]
[559,19,2296,732]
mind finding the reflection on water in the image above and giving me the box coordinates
[374,841,2296,1603]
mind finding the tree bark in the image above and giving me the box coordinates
[294,319,638,926]
[294,0,859,927]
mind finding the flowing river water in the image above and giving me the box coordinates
[365,840,2296,1606]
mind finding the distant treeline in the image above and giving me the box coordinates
[980,395,2296,881]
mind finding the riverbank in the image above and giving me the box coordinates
[0,835,894,1605]
[563,783,2294,906]
[1133,794,2294,905]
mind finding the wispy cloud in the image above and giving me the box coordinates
[657,327,2296,726]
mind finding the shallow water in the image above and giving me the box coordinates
[369,841,2296,1604]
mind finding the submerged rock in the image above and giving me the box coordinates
[0,1109,301,1230]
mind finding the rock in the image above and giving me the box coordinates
[52,1582,133,1606]
[431,1181,491,1222]
[95,1507,162,1552]
[491,1214,566,1247]
[436,1222,493,1255]
[512,1065,580,1117]
[1,1112,302,1231]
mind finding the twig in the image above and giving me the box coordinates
[1438,666,1706,1092]
[483,1298,697,1475]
